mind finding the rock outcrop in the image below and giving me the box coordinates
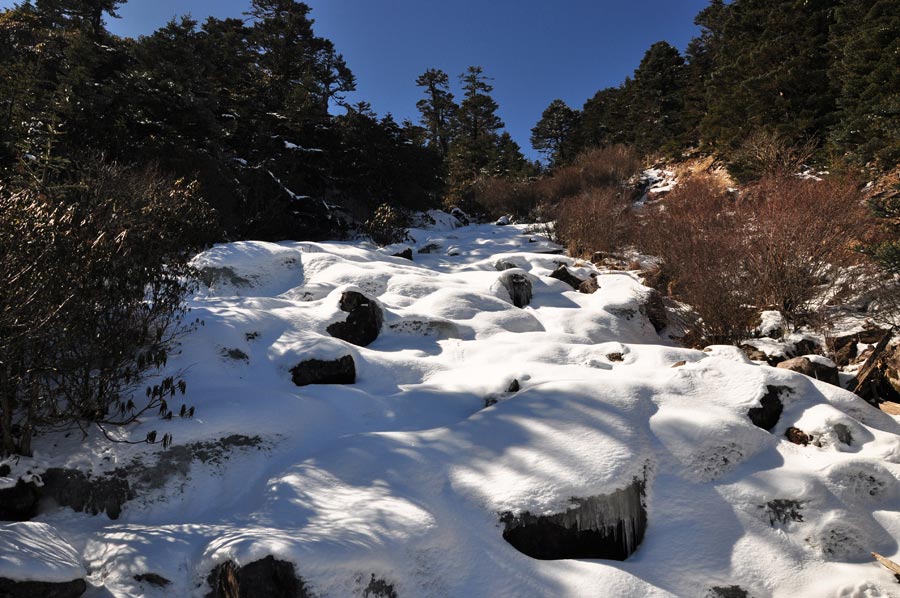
[206,556,308,598]
[498,270,533,308]
[327,291,383,347]
[776,356,840,386]
[290,355,356,386]
[501,478,646,560]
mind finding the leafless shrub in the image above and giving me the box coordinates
[0,160,215,457]
[555,187,634,258]
[729,130,818,183]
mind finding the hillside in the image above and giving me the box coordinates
[3,213,900,597]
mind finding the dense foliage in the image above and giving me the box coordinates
[535,0,900,174]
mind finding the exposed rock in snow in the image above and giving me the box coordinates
[501,477,647,560]
[206,556,307,598]
[747,385,788,431]
[326,291,383,347]
[495,268,533,308]
[290,355,356,386]
[548,263,585,289]
[777,356,840,386]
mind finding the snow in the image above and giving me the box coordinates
[0,522,85,582]
[6,213,900,597]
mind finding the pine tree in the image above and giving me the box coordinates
[449,66,505,185]
[531,99,580,166]
[415,68,457,158]
[830,0,900,167]
[629,41,687,154]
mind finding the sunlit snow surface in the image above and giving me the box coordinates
[11,214,900,597]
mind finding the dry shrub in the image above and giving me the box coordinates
[738,176,874,320]
[638,174,876,345]
[638,175,754,344]
[555,187,634,258]
[728,130,818,183]
[535,145,643,204]
[471,177,541,219]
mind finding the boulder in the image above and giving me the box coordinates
[578,276,600,294]
[776,356,840,387]
[638,288,668,333]
[494,259,518,272]
[548,264,585,290]
[501,478,646,560]
[206,556,309,598]
[40,468,132,520]
[498,270,533,308]
[495,215,511,226]
[748,386,789,432]
[290,355,356,386]
[391,248,413,261]
[0,479,39,521]
[326,291,383,347]
[739,344,770,363]
[829,328,892,367]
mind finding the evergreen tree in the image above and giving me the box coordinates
[574,84,633,151]
[415,68,457,157]
[629,41,687,154]
[449,66,505,187]
[531,99,580,166]
[830,0,900,167]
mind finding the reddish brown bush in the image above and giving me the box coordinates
[638,174,876,345]
[555,187,634,258]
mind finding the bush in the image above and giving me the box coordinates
[535,145,642,204]
[728,130,817,183]
[638,176,755,344]
[555,188,634,257]
[365,203,409,246]
[470,177,541,220]
[0,161,215,457]
[638,174,874,345]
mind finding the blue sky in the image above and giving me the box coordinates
[3,0,711,159]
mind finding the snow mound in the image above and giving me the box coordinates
[0,522,84,583]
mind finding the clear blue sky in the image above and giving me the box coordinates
[3,0,711,160]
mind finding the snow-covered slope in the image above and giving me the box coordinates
[8,215,900,597]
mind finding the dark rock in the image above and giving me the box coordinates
[739,344,770,363]
[787,338,820,358]
[748,386,789,432]
[671,360,686,368]
[0,578,86,598]
[501,478,646,561]
[391,248,413,261]
[134,573,171,587]
[0,464,9,477]
[326,291,383,347]
[834,423,854,446]
[776,356,840,386]
[578,276,600,294]
[0,478,39,521]
[607,353,625,362]
[494,260,518,271]
[507,379,520,393]
[638,289,668,333]
[40,468,133,520]
[785,427,813,446]
[706,585,751,598]
[364,575,398,598]
[498,270,532,308]
[222,348,249,361]
[548,264,585,290]
[418,243,441,254]
[449,207,470,226]
[830,328,892,366]
[206,556,309,598]
[291,355,356,386]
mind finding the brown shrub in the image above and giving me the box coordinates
[471,177,542,219]
[555,187,634,258]
[738,176,874,320]
[638,175,755,344]
[637,174,876,345]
